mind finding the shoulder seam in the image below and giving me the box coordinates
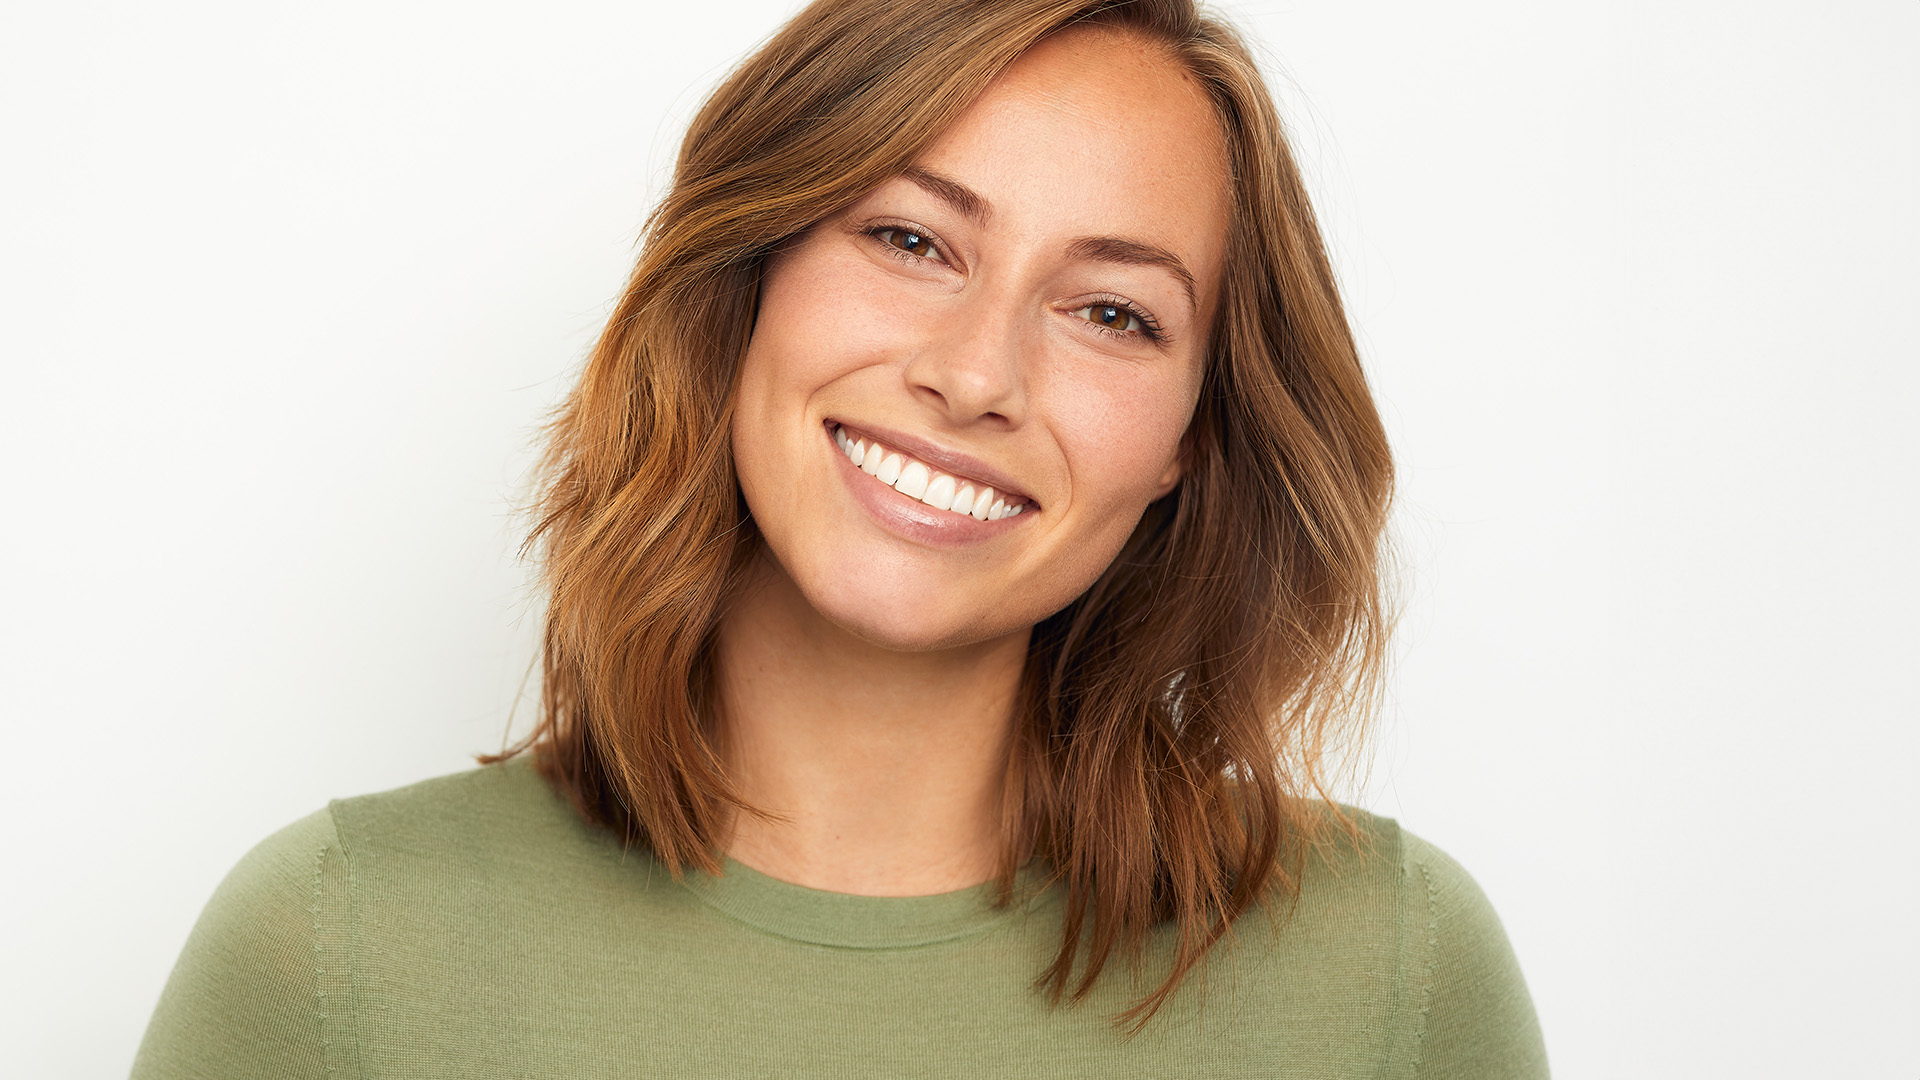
[309,838,334,1075]
[1410,857,1439,1075]
[314,802,362,1079]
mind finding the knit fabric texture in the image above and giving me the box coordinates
[132,758,1547,1078]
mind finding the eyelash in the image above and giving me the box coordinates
[863,222,950,266]
[860,221,1166,344]
[1073,295,1165,343]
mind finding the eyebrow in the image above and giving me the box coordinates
[903,166,992,224]
[899,166,1200,311]
[1065,235,1198,311]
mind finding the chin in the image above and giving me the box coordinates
[801,564,1012,654]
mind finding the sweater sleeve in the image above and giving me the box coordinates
[1404,833,1550,1080]
[131,808,347,1080]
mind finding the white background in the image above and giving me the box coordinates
[2,1,1914,1076]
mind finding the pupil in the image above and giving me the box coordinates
[1102,306,1120,324]
[904,233,922,251]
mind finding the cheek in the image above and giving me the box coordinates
[1006,357,1198,621]
[748,247,921,394]
[742,257,840,410]
[1048,360,1199,514]
[733,242,942,564]
[735,250,889,469]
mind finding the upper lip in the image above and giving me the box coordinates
[828,419,1037,507]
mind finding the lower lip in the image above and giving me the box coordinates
[829,427,1031,547]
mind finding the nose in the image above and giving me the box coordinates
[901,292,1029,428]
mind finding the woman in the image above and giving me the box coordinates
[135,0,1546,1075]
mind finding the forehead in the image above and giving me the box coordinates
[912,26,1232,296]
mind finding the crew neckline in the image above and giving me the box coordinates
[678,857,1054,950]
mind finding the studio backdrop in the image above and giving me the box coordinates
[1,2,1913,1076]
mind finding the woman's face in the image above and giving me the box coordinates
[732,26,1231,651]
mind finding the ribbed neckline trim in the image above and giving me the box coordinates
[678,857,1052,950]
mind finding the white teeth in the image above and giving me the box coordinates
[895,460,930,500]
[921,473,956,511]
[835,426,1030,523]
[970,487,993,521]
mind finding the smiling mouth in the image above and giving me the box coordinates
[830,424,1032,522]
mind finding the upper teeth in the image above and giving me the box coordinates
[833,425,1026,521]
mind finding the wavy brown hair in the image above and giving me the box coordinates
[489,0,1392,1031]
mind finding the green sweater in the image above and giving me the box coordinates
[133,758,1547,1078]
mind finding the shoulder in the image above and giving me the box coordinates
[133,809,341,1077]
[325,754,596,861]
[1273,808,1549,1079]
[161,806,342,967]
[170,756,587,905]
[1320,809,1519,963]
[321,756,650,917]
[136,759,624,1079]
[193,802,344,918]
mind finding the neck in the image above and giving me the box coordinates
[713,556,1028,897]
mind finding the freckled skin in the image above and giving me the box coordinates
[731,26,1232,652]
